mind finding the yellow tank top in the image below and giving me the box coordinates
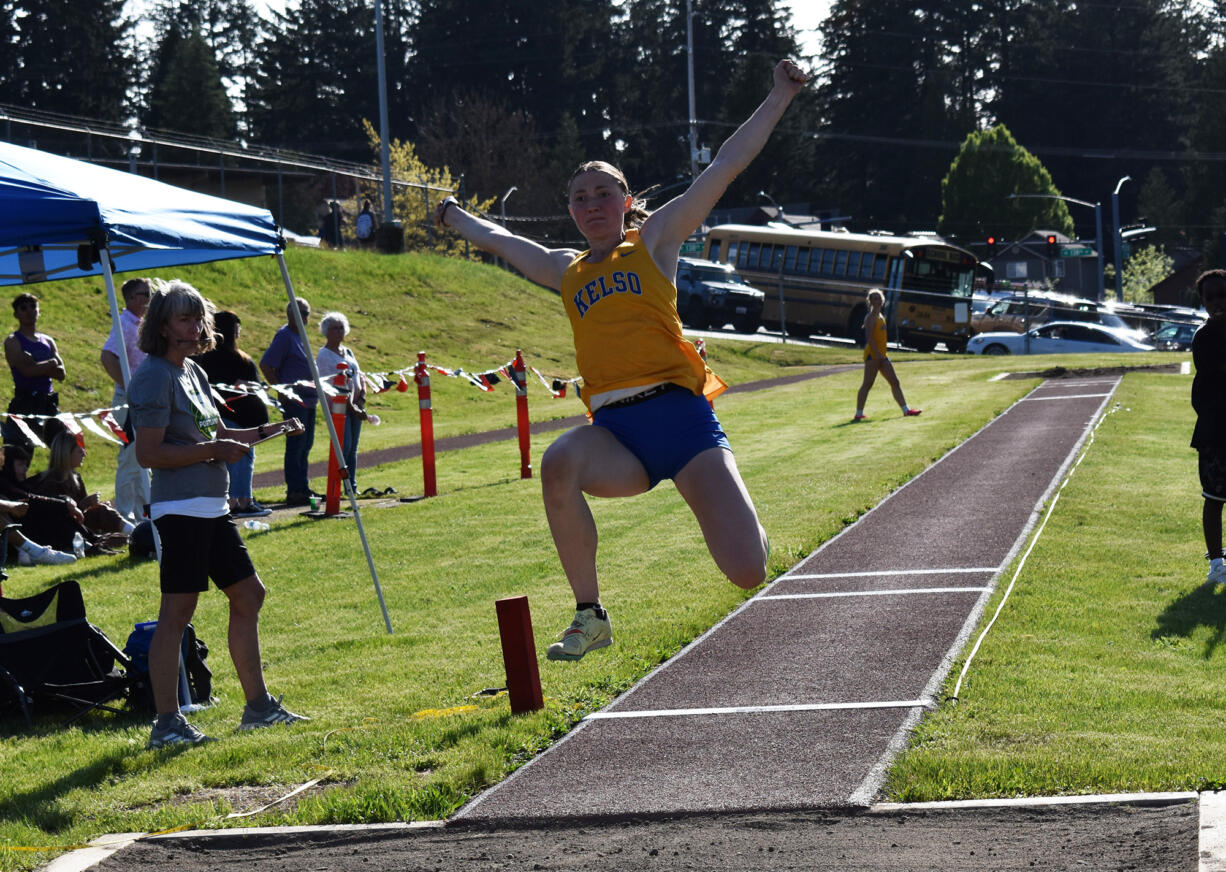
[562,229,726,412]
[864,313,888,361]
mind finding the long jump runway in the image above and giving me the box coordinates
[456,375,1122,821]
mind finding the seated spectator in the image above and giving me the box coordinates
[0,445,77,565]
[0,444,118,558]
[32,431,134,536]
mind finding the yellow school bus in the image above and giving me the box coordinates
[702,224,979,352]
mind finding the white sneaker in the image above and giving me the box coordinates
[1208,562,1226,585]
[546,608,612,661]
[23,544,77,565]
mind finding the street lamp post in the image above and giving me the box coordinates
[1112,175,1132,302]
[497,186,518,269]
[373,0,394,229]
[685,0,699,182]
[1006,193,1105,302]
[758,190,787,226]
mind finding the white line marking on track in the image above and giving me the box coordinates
[1201,790,1226,872]
[760,587,990,600]
[874,791,1197,813]
[1020,392,1114,400]
[782,567,998,580]
[584,699,930,721]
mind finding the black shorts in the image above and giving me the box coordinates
[1200,449,1226,502]
[153,514,256,594]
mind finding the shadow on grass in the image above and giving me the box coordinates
[1151,582,1226,658]
[0,728,162,834]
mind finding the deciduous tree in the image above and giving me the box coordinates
[938,125,1073,244]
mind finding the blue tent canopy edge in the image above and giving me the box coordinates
[0,141,283,287]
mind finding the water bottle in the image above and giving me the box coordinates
[241,519,270,533]
[72,531,85,558]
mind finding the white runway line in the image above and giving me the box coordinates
[759,587,989,600]
[1020,392,1114,401]
[41,834,145,872]
[781,567,999,581]
[1201,790,1226,872]
[584,699,931,721]
[875,790,1196,812]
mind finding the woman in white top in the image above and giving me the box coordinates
[316,312,374,493]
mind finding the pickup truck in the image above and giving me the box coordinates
[675,257,765,333]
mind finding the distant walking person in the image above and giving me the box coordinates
[3,293,65,451]
[434,59,808,662]
[1191,269,1226,585]
[129,280,307,748]
[854,289,921,421]
[100,276,153,523]
[355,199,377,249]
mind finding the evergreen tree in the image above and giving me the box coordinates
[6,0,131,120]
[990,0,1206,206]
[408,0,615,158]
[247,0,379,156]
[715,0,812,208]
[815,0,959,232]
[142,0,259,129]
[938,125,1073,243]
[0,0,19,105]
[1181,1,1226,263]
[145,26,236,138]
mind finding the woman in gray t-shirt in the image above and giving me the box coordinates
[129,279,307,749]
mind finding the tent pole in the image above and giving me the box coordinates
[99,250,131,388]
[276,251,393,634]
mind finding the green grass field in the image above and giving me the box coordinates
[0,245,1207,869]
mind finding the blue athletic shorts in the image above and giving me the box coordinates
[593,386,731,489]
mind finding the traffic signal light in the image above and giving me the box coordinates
[1046,234,1058,258]
[986,235,997,256]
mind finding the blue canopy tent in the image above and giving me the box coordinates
[0,141,391,631]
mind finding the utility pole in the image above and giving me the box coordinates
[1112,176,1131,303]
[686,0,699,181]
[374,0,394,227]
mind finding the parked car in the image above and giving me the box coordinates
[971,292,1146,342]
[1150,321,1198,351]
[675,257,765,333]
[967,321,1156,355]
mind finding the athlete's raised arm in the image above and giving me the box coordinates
[641,59,808,275]
[434,198,578,291]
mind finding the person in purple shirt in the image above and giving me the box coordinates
[259,299,318,506]
[3,293,65,451]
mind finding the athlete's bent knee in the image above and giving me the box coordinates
[721,544,768,590]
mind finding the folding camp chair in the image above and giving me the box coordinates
[0,579,143,728]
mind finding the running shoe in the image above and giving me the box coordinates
[148,715,213,749]
[238,694,310,730]
[904,409,923,417]
[232,503,272,518]
[852,414,867,422]
[546,608,613,661]
[1208,562,1226,585]
[18,544,77,566]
